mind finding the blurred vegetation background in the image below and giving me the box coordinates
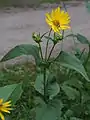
[0,0,72,7]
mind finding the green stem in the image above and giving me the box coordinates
[43,67,47,103]
[45,29,52,60]
[48,44,55,61]
[79,48,86,59]
[84,45,90,67]
[38,43,43,60]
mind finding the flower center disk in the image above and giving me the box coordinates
[53,20,60,27]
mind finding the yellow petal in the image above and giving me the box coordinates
[51,9,55,20]
[0,107,11,113]
[45,7,71,32]
[0,99,3,104]
[46,18,52,26]
[60,25,70,30]
[59,19,70,24]
[0,112,5,120]
[3,101,11,107]
[3,104,11,107]
[55,7,60,15]
[52,25,60,33]
[45,13,52,21]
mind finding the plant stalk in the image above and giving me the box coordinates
[84,45,90,67]
[38,43,43,60]
[45,29,52,60]
[43,67,47,103]
[48,44,55,60]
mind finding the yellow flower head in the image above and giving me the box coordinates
[45,7,70,34]
[0,99,12,120]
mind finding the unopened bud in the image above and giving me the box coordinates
[53,33,63,44]
[32,32,41,43]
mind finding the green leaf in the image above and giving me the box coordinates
[61,84,80,100]
[47,75,60,100]
[0,83,22,102]
[65,34,76,38]
[76,34,90,45]
[1,44,41,65]
[85,1,90,13]
[65,33,90,45]
[34,72,49,95]
[81,91,90,104]
[70,117,83,120]
[55,51,89,81]
[65,109,73,118]
[63,78,83,90]
[36,98,63,120]
[9,83,23,105]
[35,72,60,99]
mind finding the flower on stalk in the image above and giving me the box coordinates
[0,99,12,120]
[32,32,41,43]
[45,7,70,34]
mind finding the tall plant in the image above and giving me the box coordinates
[1,6,90,120]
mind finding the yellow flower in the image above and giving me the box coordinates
[0,99,12,120]
[45,7,70,34]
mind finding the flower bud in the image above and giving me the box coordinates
[53,33,63,44]
[32,32,41,43]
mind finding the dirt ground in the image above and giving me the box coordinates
[0,2,90,60]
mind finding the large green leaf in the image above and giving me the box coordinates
[1,44,41,65]
[66,33,90,45]
[35,72,60,99]
[81,91,90,104]
[0,83,22,103]
[34,72,49,95]
[61,84,80,100]
[76,34,90,45]
[47,75,60,100]
[63,78,83,90]
[36,98,63,120]
[70,117,83,120]
[55,51,89,81]
[9,83,23,105]
[65,109,73,118]
[85,1,90,13]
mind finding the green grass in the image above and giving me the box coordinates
[41,0,70,3]
[0,63,36,120]
[0,0,71,7]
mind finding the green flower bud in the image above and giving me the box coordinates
[32,32,41,43]
[53,33,63,44]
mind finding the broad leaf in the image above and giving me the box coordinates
[63,78,83,90]
[1,44,41,65]
[70,117,83,120]
[34,72,49,95]
[35,72,60,99]
[81,91,90,104]
[61,84,80,100]
[0,83,22,103]
[36,98,63,120]
[65,109,73,118]
[65,33,90,45]
[47,75,60,100]
[76,34,90,45]
[55,51,89,81]
[9,83,23,105]
[65,34,76,38]
[85,1,90,13]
